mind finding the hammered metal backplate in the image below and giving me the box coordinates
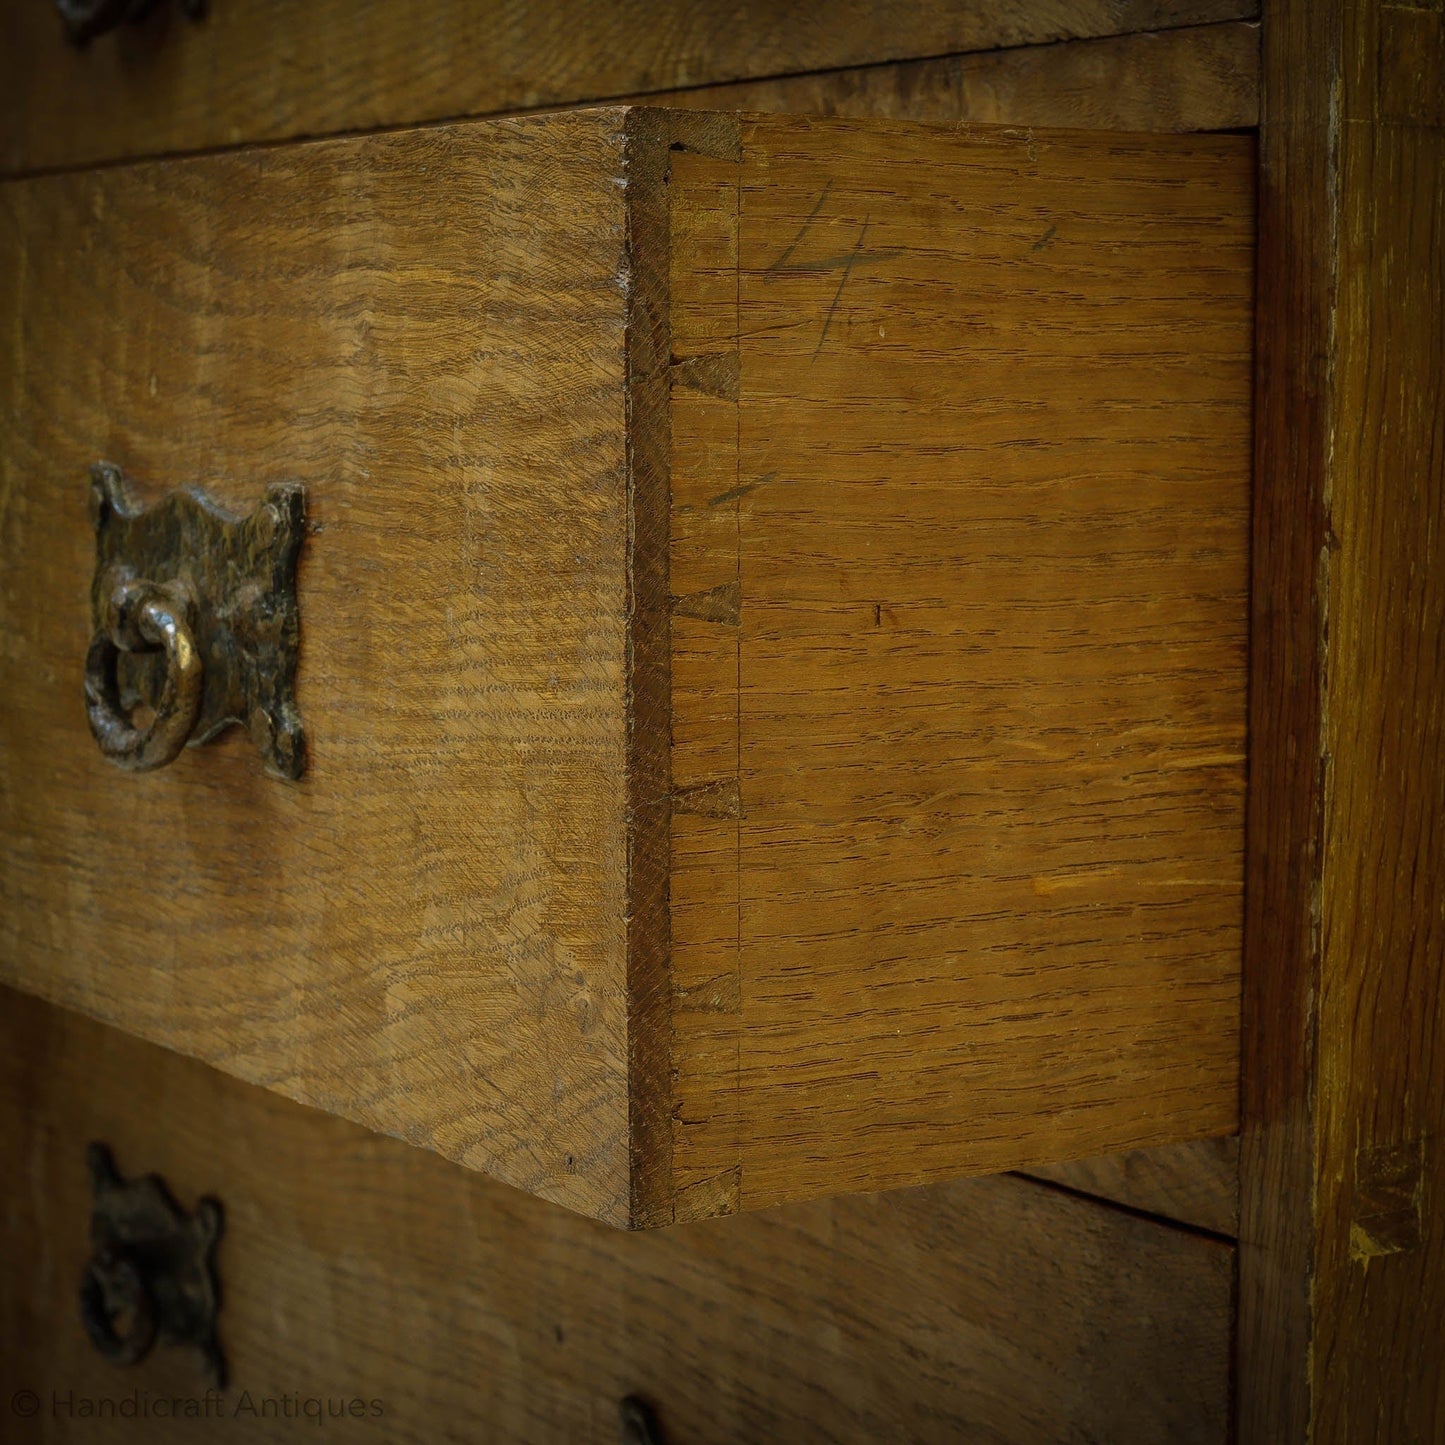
[82,1143,226,1388]
[87,463,307,779]
[58,0,206,46]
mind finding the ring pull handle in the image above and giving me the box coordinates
[84,463,307,780]
[80,1249,158,1366]
[82,1143,226,1389]
[84,578,204,772]
[58,0,206,47]
[619,1397,668,1445]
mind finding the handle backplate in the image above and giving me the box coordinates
[58,0,206,47]
[82,1142,225,1388]
[85,463,307,779]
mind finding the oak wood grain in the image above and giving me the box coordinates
[1021,1136,1239,1236]
[0,111,643,1224]
[0,985,1236,1445]
[657,20,1260,133]
[662,114,1255,1219]
[0,1,1262,176]
[1239,2,1445,1440]
[0,109,1254,1227]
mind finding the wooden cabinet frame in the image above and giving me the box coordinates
[1241,1,1443,1439]
[0,0,1438,1436]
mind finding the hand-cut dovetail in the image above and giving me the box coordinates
[673,777,743,819]
[672,580,740,626]
[669,352,740,401]
[674,970,742,1014]
[673,1165,742,1219]
[665,111,743,162]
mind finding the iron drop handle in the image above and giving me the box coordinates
[84,578,203,772]
[82,463,308,780]
[81,1143,226,1389]
[58,0,205,46]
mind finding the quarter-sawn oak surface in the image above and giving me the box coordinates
[0,110,1254,1225]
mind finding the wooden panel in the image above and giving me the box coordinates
[0,109,1252,1227]
[659,20,1260,133]
[1239,2,1445,1440]
[0,1,1261,176]
[1023,1137,1239,1236]
[664,137,748,1225]
[0,112,641,1225]
[662,115,1254,1219]
[0,987,1235,1445]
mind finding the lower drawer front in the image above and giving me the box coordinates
[0,987,1231,1444]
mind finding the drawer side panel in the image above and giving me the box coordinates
[664,115,1255,1217]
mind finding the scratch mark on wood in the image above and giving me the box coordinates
[708,472,775,508]
[765,181,833,274]
[767,246,904,276]
[764,181,901,280]
[1032,224,1059,251]
[814,217,873,359]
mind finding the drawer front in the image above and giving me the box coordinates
[0,109,1253,1226]
[0,986,1235,1445]
[0,1,1256,176]
[0,111,642,1222]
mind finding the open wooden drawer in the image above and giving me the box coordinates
[0,108,1254,1226]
